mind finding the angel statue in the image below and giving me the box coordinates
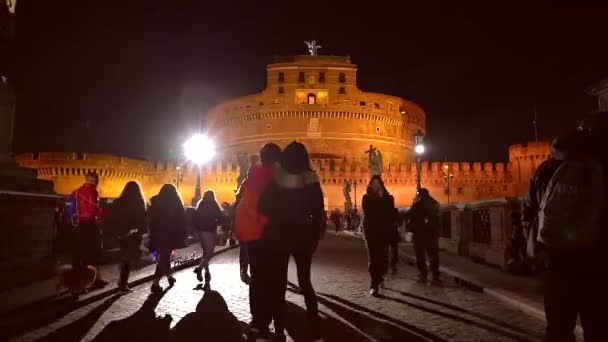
[342,179,353,211]
[365,145,382,176]
[304,40,322,56]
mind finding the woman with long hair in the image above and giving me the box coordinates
[362,175,396,297]
[193,190,224,288]
[259,141,326,341]
[148,184,187,293]
[111,181,147,292]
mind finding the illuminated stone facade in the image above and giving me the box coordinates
[15,55,552,208]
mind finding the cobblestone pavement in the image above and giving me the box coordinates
[10,235,546,342]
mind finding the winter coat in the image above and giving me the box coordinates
[234,164,274,241]
[73,183,103,223]
[194,204,224,233]
[105,198,147,238]
[407,196,440,239]
[521,130,608,252]
[362,190,397,243]
[148,195,187,252]
[258,165,326,253]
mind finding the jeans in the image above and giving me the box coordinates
[544,251,607,342]
[365,237,388,289]
[197,231,216,273]
[292,251,321,338]
[154,249,172,282]
[413,234,439,278]
[239,242,249,274]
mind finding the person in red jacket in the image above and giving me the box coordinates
[71,172,108,288]
[234,143,281,341]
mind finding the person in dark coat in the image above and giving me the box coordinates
[362,175,396,297]
[193,190,224,288]
[521,111,608,342]
[111,181,147,292]
[258,141,326,342]
[388,208,401,275]
[148,184,187,293]
[407,188,441,284]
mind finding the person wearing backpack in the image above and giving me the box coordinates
[69,172,108,289]
[521,111,608,342]
[193,190,225,289]
[407,188,441,285]
[107,181,147,292]
[233,143,281,341]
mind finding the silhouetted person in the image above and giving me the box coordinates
[259,141,326,341]
[362,175,396,297]
[108,181,147,292]
[193,190,224,289]
[70,172,108,289]
[235,155,259,284]
[407,188,441,285]
[234,143,281,340]
[149,184,187,293]
[388,208,400,275]
[521,111,608,342]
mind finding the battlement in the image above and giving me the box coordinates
[270,55,354,67]
[508,142,551,162]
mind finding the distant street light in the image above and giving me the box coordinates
[183,134,215,206]
[414,129,425,190]
[443,164,454,204]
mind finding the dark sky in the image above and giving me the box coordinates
[13,1,608,162]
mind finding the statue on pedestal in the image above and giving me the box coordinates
[342,179,353,212]
[304,40,323,56]
[365,145,383,177]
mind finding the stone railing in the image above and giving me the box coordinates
[438,197,521,269]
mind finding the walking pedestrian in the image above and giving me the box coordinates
[407,188,441,285]
[106,181,147,292]
[148,184,187,294]
[521,111,608,342]
[362,175,396,297]
[234,143,281,341]
[259,141,326,342]
[235,155,260,284]
[193,190,224,289]
[70,172,108,289]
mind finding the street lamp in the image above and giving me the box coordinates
[414,129,425,190]
[183,134,215,206]
[443,164,454,204]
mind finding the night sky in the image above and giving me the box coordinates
[12,1,608,162]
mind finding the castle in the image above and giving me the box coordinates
[15,53,552,209]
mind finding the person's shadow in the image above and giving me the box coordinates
[169,290,249,342]
[92,289,172,342]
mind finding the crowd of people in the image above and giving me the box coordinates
[61,108,608,342]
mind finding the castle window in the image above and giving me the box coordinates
[307,93,316,104]
[32,152,39,160]
[399,106,407,114]
[376,127,381,132]
[278,86,284,95]
[360,101,366,106]
[374,103,380,109]
[76,153,85,160]
[266,123,272,130]
[339,87,345,95]
[298,72,305,83]
[339,72,346,83]
[319,72,325,83]
[259,102,264,106]
[278,72,285,83]
[458,187,463,194]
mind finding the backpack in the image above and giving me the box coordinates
[64,193,79,226]
[538,159,604,251]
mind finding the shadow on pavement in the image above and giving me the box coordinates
[383,287,543,339]
[315,291,448,342]
[35,294,123,342]
[169,290,248,342]
[92,288,173,342]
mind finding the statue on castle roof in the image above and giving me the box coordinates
[365,145,382,176]
[304,40,322,56]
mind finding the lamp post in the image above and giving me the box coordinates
[443,164,454,204]
[414,129,425,190]
[183,134,215,206]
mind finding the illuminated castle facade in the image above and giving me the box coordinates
[15,54,551,208]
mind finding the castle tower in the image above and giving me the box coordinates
[205,54,426,165]
[508,142,551,195]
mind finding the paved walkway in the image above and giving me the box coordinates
[7,234,546,342]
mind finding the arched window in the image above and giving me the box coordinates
[307,93,316,104]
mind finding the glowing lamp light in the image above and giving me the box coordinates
[415,144,425,155]
[183,134,215,165]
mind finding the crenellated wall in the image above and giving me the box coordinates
[15,140,551,209]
